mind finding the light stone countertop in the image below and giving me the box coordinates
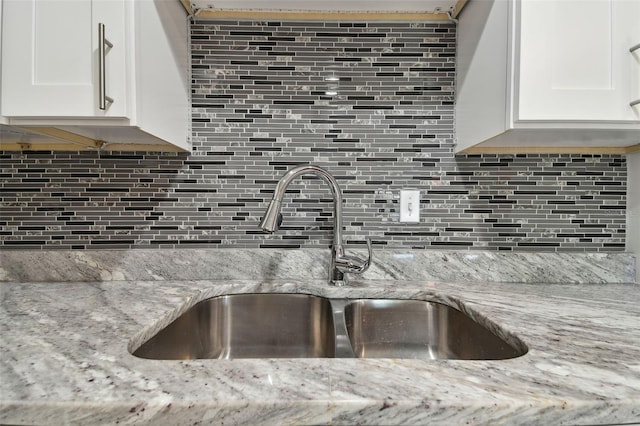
[0,248,635,284]
[0,249,639,425]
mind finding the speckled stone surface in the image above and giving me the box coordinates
[0,248,636,284]
[1,249,639,425]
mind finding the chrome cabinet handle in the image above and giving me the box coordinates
[98,23,114,110]
[630,43,640,109]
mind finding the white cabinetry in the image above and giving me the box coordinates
[0,0,190,151]
[519,0,638,122]
[2,0,126,118]
[456,0,640,153]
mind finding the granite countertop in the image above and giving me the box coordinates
[1,249,639,425]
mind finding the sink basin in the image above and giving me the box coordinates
[133,293,335,359]
[133,294,526,361]
[344,299,526,360]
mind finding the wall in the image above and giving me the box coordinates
[0,20,627,251]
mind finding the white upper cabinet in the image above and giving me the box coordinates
[518,0,638,122]
[2,0,127,117]
[455,0,640,153]
[0,0,190,151]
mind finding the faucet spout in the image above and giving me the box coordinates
[259,165,372,285]
[259,199,283,233]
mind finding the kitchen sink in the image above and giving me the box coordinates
[133,293,336,359]
[344,299,526,360]
[132,294,526,361]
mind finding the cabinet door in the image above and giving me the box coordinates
[1,0,126,117]
[517,0,640,122]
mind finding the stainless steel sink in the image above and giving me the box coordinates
[344,299,526,360]
[133,293,335,359]
[132,294,526,361]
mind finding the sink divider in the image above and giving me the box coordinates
[329,299,357,358]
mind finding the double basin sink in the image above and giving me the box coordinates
[133,293,527,361]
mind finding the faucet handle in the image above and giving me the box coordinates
[336,238,373,275]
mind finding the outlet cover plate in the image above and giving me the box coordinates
[400,189,420,222]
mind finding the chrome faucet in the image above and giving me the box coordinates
[259,165,372,286]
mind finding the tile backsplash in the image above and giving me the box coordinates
[0,20,627,251]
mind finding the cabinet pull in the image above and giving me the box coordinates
[631,44,640,109]
[98,23,114,110]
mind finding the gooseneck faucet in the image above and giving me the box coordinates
[259,165,372,286]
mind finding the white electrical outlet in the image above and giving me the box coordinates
[400,189,420,222]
